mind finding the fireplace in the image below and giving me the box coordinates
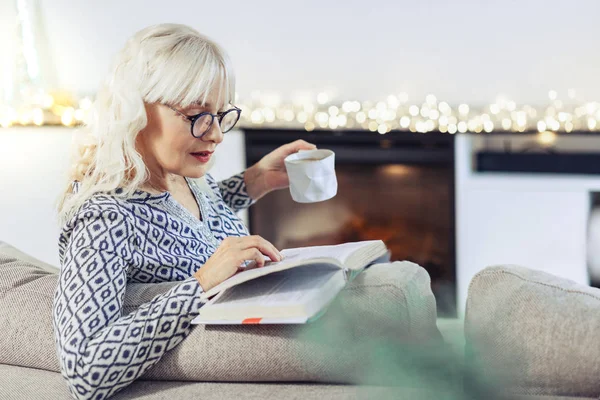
[244,129,456,317]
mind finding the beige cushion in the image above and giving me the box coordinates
[465,265,600,398]
[0,241,58,273]
[1,364,595,400]
[0,243,441,385]
[0,364,445,400]
[0,253,60,371]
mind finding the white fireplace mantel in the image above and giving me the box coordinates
[454,134,600,313]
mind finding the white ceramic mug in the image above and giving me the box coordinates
[284,149,337,203]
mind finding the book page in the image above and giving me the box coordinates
[211,266,340,308]
[281,240,382,265]
[201,240,384,300]
[201,252,341,299]
[195,265,346,323]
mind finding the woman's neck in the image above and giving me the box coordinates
[141,171,185,194]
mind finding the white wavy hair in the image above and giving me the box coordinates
[57,23,235,225]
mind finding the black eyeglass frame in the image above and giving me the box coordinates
[166,104,242,138]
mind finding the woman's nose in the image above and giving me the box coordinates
[202,120,224,144]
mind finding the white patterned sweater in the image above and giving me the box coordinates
[53,173,254,400]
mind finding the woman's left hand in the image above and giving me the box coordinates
[244,139,317,200]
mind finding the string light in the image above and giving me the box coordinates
[0,91,599,133]
[234,93,600,133]
[538,131,557,146]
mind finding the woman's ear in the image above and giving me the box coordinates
[138,103,159,139]
[143,103,155,125]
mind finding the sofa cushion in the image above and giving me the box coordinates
[0,243,443,386]
[0,252,60,372]
[465,265,600,398]
[0,241,58,273]
[0,364,449,400]
[1,364,595,400]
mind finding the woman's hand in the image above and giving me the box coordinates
[193,235,282,292]
[244,139,317,201]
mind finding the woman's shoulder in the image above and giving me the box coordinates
[59,191,136,256]
[85,189,133,211]
[66,191,134,228]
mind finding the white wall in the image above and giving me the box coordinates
[0,128,72,267]
[1,0,599,105]
[455,134,600,314]
[0,128,246,267]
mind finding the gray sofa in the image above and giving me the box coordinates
[1,241,599,400]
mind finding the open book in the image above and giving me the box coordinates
[191,240,389,325]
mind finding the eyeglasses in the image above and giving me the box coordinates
[166,104,242,139]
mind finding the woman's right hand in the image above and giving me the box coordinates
[193,235,282,292]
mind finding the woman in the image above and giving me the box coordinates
[53,23,316,400]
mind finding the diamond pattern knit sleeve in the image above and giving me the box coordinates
[216,171,256,212]
[53,205,205,400]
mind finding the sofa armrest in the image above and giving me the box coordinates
[465,265,600,398]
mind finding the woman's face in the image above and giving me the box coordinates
[137,93,224,180]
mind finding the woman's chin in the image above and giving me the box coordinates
[182,165,209,179]
[181,153,215,178]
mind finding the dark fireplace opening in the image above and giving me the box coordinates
[244,129,456,317]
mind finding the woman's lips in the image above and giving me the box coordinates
[190,151,213,163]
